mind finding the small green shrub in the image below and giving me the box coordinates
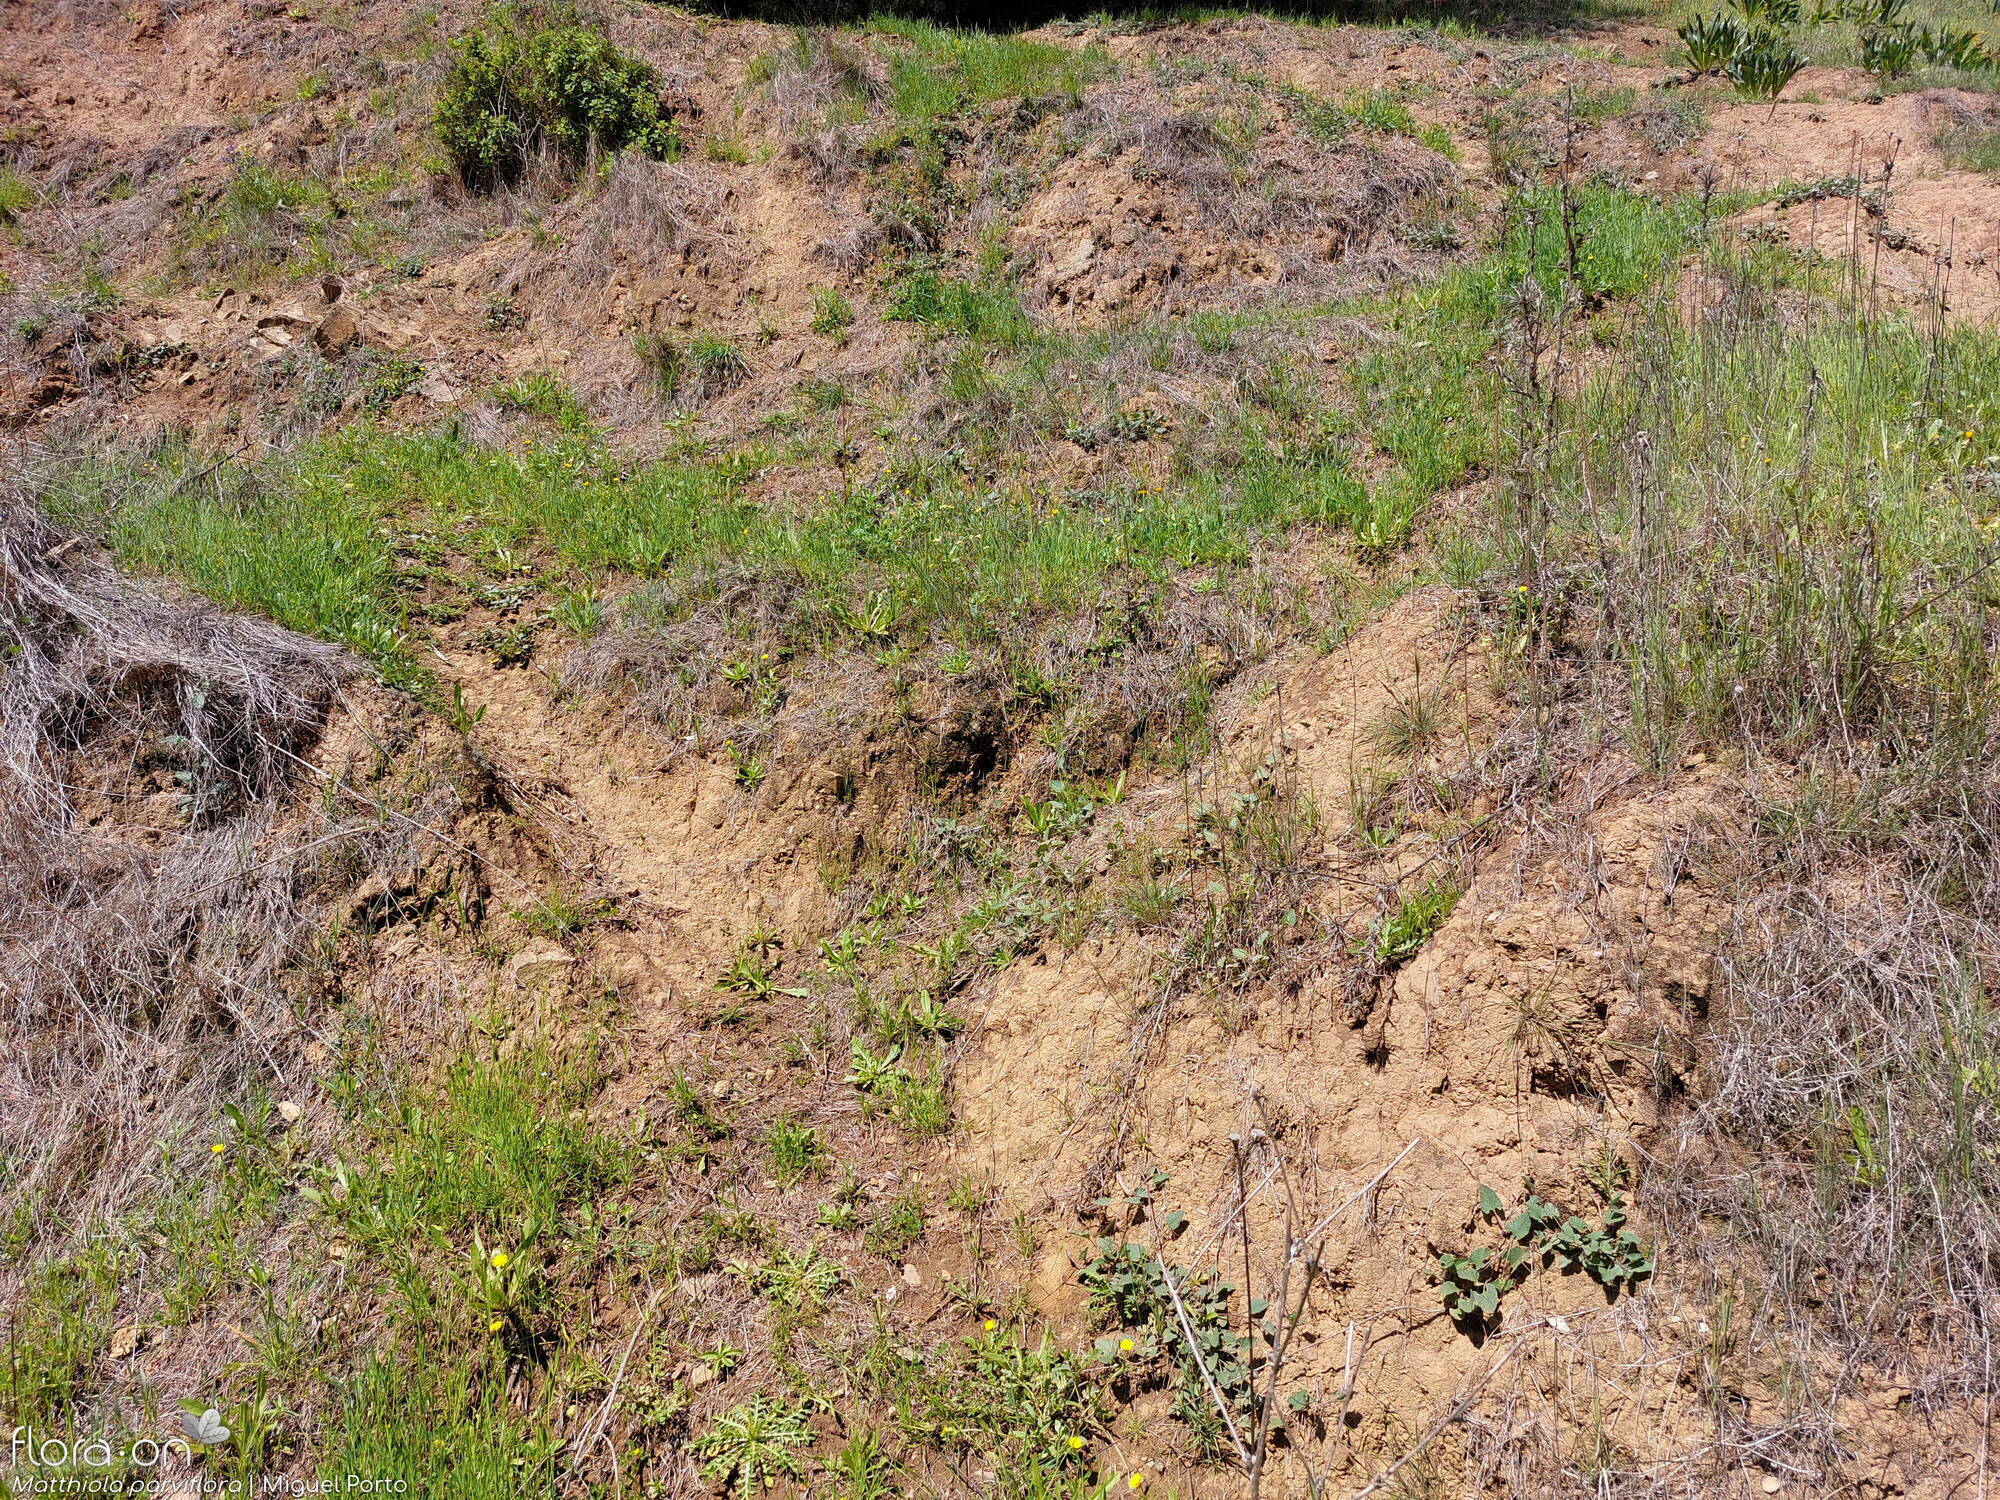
[1437,1184,1652,1329]
[513,886,610,937]
[716,933,805,1000]
[362,355,424,415]
[689,334,747,392]
[1919,25,1995,70]
[1079,1231,1258,1455]
[763,1117,824,1184]
[493,372,590,431]
[1857,22,1920,76]
[1343,87,1419,136]
[863,1190,924,1257]
[437,13,680,189]
[885,269,1030,346]
[638,330,746,403]
[749,1245,843,1309]
[1357,876,1461,967]
[888,1072,951,1137]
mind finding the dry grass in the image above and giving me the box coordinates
[1663,847,2000,1397]
[560,152,743,291]
[0,456,462,1250]
[757,28,888,140]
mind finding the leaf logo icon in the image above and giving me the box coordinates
[180,1407,231,1446]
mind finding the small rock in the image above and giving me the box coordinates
[687,1362,716,1389]
[415,370,462,405]
[901,1263,923,1288]
[1761,1479,1782,1495]
[275,1100,303,1124]
[108,1325,146,1359]
[313,304,359,354]
[507,941,575,989]
[1049,237,1097,285]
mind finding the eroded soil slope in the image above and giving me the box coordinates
[5,0,2000,1496]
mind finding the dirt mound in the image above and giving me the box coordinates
[1007,76,1459,323]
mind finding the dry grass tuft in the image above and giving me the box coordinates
[567,152,741,279]
[758,29,888,140]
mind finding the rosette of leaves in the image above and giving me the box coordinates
[1859,22,1921,75]
[1680,12,1749,73]
[1727,34,1809,98]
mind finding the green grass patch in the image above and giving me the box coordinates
[1342,184,1727,545]
[0,165,42,227]
[308,1046,633,1260]
[1548,282,2000,759]
[1938,119,2000,172]
[320,1344,559,1495]
[44,445,425,690]
[44,188,1731,696]
[886,267,1034,346]
[869,17,1112,122]
[0,1244,125,1427]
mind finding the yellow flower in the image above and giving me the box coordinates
[210,1143,226,1154]
[1066,1435,1085,1450]
[1129,1476,1145,1490]
[983,1319,997,1331]
[489,1318,504,1333]
[490,1250,512,1269]
[1119,1338,1135,1352]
